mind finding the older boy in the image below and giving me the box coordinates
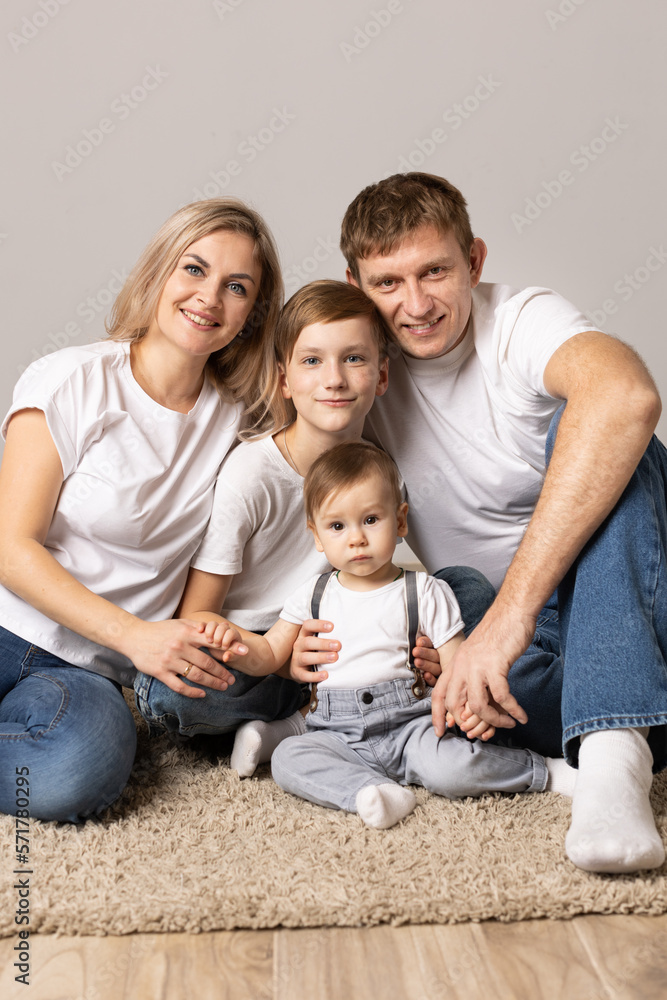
[335,172,667,872]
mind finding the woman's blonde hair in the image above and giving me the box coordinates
[249,279,389,437]
[106,198,283,407]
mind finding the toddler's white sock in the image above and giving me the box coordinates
[565,727,665,873]
[230,711,306,778]
[545,757,577,796]
[355,783,416,829]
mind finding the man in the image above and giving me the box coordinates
[340,172,667,873]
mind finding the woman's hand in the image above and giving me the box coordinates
[120,618,242,698]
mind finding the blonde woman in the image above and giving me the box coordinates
[0,199,286,822]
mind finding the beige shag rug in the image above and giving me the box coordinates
[1,701,666,937]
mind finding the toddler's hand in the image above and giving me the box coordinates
[459,702,496,740]
[199,620,247,663]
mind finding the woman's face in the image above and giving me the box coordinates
[148,230,262,359]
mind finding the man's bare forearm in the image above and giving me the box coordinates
[490,334,661,626]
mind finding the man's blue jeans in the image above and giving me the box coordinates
[0,628,136,822]
[440,407,667,770]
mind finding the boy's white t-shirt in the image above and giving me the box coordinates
[280,570,463,689]
[192,434,330,631]
[364,283,598,589]
[0,341,242,686]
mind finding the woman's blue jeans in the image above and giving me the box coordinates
[438,407,667,770]
[0,629,136,822]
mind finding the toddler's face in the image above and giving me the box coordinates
[280,316,387,438]
[310,471,408,584]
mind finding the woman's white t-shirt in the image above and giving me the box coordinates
[0,341,242,686]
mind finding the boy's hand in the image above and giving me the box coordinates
[413,635,441,686]
[458,701,496,740]
[288,619,338,684]
[197,620,248,664]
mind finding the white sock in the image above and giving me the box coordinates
[565,728,665,874]
[545,757,578,796]
[355,783,416,829]
[230,711,306,778]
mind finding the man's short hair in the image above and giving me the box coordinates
[340,172,475,282]
[304,442,402,523]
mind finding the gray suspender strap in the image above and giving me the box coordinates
[405,570,426,699]
[307,571,335,712]
[310,570,335,620]
[405,570,419,670]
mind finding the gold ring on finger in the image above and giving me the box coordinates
[182,663,193,678]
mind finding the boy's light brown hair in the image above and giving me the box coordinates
[340,172,475,282]
[304,442,402,524]
[252,279,390,436]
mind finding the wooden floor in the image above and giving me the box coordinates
[1,915,666,999]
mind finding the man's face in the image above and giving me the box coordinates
[348,224,486,360]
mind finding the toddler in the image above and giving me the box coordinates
[213,442,575,828]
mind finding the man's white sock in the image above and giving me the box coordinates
[565,727,665,873]
[545,757,577,796]
[355,783,416,829]
[230,711,306,778]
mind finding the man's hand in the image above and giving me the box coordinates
[288,619,339,684]
[431,608,535,736]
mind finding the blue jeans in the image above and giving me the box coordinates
[272,678,547,812]
[0,628,136,822]
[449,407,667,770]
[134,662,305,738]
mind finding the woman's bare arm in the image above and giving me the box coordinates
[0,410,236,697]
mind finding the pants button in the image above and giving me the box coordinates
[361,691,373,704]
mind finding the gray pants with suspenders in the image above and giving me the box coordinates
[271,571,548,814]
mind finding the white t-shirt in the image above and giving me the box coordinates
[280,571,463,689]
[0,341,242,686]
[192,434,330,631]
[365,284,598,588]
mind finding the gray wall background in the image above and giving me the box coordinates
[3,0,666,440]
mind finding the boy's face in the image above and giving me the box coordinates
[280,316,388,439]
[310,471,408,583]
[347,224,486,361]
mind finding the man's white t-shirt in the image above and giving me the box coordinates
[0,341,242,686]
[192,434,330,631]
[365,284,598,589]
[280,571,463,689]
